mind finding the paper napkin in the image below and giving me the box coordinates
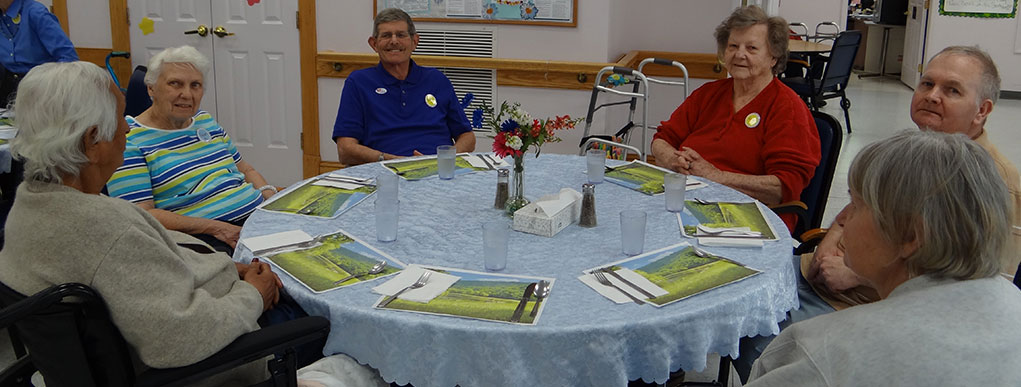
[579,268,668,304]
[614,268,669,297]
[695,225,762,237]
[685,180,709,191]
[464,154,491,169]
[373,265,460,303]
[325,173,371,182]
[697,237,764,248]
[312,179,365,190]
[242,230,313,254]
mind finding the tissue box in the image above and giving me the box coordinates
[512,189,582,237]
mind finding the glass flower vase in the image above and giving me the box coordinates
[504,155,529,216]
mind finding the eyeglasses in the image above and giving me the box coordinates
[377,31,411,41]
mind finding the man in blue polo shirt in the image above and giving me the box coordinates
[332,8,475,166]
[0,0,77,106]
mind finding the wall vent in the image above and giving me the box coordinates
[415,28,496,132]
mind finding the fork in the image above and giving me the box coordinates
[692,197,712,205]
[593,271,644,305]
[379,271,431,308]
[252,234,329,256]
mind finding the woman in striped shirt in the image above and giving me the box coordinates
[106,46,275,254]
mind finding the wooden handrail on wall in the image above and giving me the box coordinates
[616,51,727,80]
[316,50,726,90]
[311,50,726,176]
[317,52,613,90]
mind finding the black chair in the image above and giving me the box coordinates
[0,281,330,387]
[781,30,862,134]
[771,111,843,250]
[124,65,152,117]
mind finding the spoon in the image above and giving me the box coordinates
[529,280,551,317]
[333,261,387,285]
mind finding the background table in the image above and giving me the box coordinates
[238,154,798,387]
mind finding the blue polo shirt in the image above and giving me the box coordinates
[0,0,77,74]
[332,59,471,156]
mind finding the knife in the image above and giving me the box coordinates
[509,282,537,323]
[601,268,656,299]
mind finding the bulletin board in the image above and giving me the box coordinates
[940,0,1017,18]
[374,0,578,27]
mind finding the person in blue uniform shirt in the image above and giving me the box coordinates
[332,7,475,166]
[0,0,77,106]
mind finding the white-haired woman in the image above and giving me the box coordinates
[0,61,282,385]
[746,131,1021,386]
[105,45,273,254]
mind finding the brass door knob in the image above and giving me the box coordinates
[184,25,209,37]
[212,26,235,38]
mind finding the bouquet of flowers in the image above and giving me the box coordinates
[472,101,580,161]
[472,100,580,215]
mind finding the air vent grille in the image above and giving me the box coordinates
[415,28,496,132]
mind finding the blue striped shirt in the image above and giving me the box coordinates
[106,111,262,222]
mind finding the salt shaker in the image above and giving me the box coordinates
[579,183,597,227]
[494,169,510,209]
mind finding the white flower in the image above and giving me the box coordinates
[505,135,523,150]
[509,107,531,125]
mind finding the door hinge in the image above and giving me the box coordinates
[300,132,304,150]
[918,64,923,73]
[924,0,930,9]
[295,11,299,29]
[126,6,131,25]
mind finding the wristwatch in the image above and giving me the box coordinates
[378,152,385,162]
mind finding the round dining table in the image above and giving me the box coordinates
[238,154,798,387]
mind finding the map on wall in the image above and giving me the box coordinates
[940,0,1017,17]
[375,0,576,26]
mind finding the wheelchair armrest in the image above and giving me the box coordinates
[793,228,828,256]
[137,316,330,387]
[770,201,811,241]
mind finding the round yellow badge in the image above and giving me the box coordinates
[425,94,437,108]
[745,112,761,128]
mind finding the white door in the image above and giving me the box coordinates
[900,0,929,88]
[128,0,218,115]
[208,1,302,186]
[128,0,302,186]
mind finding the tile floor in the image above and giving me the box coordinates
[684,74,1021,386]
[4,75,1021,386]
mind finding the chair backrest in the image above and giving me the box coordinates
[0,282,136,387]
[796,111,843,235]
[124,65,152,117]
[819,30,862,91]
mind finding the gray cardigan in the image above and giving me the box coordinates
[747,275,1021,386]
[0,180,267,386]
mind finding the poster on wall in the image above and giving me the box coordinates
[940,0,1017,18]
[378,0,576,26]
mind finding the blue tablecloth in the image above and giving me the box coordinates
[238,154,798,387]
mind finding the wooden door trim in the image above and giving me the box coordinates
[298,0,319,179]
[50,0,69,35]
[107,0,130,85]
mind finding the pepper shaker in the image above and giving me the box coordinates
[579,183,597,227]
[494,169,510,209]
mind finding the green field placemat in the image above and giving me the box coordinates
[585,242,760,307]
[678,200,778,240]
[265,230,405,293]
[604,160,676,195]
[374,265,555,325]
[259,178,375,218]
[381,154,488,181]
